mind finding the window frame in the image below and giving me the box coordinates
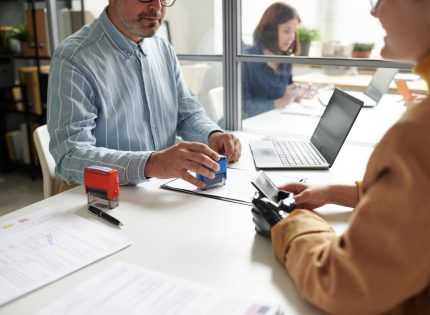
[177,0,415,131]
[46,0,416,131]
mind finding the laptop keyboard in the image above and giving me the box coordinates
[273,140,326,166]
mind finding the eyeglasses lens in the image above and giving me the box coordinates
[138,0,176,7]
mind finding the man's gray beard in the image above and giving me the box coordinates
[120,16,160,39]
[131,21,158,38]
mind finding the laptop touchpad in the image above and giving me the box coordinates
[250,141,282,167]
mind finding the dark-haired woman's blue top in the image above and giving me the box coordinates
[242,45,293,118]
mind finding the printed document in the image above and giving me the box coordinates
[36,261,283,315]
[0,207,133,306]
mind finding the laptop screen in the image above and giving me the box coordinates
[310,89,363,166]
[365,68,398,101]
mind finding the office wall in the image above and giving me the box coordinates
[166,1,218,55]
[82,0,106,17]
[79,1,218,55]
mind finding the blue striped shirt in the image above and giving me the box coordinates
[47,9,220,185]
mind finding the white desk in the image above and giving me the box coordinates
[243,94,406,147]
[0,133,374,315]
[294,72,427,94]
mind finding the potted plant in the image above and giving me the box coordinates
[352,42,374,58]
[297,26,319,56]
[5,24,29,54]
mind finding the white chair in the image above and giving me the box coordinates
[208,86,224,123]
[33,125,62,198]
[180,63,210,96]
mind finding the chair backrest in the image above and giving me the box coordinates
[33,125,59,198]
[208,86,224,123]
[180,63,209,96]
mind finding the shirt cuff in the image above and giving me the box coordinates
[205,129,224,144]
[271,209,334,263]
[126,151,154,184]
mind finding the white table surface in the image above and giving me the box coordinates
[0,133,374,315]
[242,94,406,147]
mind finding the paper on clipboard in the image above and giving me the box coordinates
[160,168,302,206]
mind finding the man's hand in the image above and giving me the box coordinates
[144,141,221,189]
[208,131,242,162]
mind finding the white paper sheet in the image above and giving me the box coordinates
[0,207,133,306]
[36,261,283,315]
[161,168,302,205]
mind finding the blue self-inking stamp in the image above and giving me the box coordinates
[197,155,227,190]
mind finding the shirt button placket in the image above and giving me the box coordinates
[140,52,159,149]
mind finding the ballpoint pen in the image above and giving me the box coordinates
[88,205,123,227]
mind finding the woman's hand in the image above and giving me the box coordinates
[279,182,359,209]
[279,182,330,210]
[275,83,317,108]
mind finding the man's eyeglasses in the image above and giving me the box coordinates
[137,0,176,7]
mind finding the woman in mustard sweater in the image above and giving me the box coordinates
[252,0,430,314]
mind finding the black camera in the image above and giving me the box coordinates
[251,171,296,213]
[250,172,296,237]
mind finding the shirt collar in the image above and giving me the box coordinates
[100,8,145,57]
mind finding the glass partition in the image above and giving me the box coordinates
[241,63,425,136]
[45,0,419,133]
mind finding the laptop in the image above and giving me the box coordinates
[318,68,398,107]
[249,88,363,169]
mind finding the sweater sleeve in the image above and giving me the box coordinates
[271,119,430,315]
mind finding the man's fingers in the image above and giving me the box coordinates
[179,170,205,189]
[222,141,233,161]
[187,142,220,161]
[187,161,216,179]
[230,139,242,162]
[177,142,220,171]
[219,135,242,162]
[192,153,220,172]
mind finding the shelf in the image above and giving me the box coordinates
[1,108,43,118]
[0,0,51,179]
[0,84,44,179]
[14,55,51,60]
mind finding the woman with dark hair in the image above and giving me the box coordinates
[243,2,305,118]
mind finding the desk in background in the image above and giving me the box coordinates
[243,94,406,147]
[294,71,427,94]
[0,133,374,315]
